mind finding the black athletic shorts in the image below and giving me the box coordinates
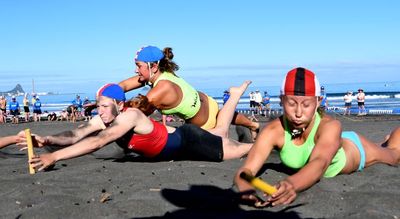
[33,109,42,114]
[158,124,224,162]
[10,110,19,116]
[178,124,223,161]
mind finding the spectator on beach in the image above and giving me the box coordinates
[0,96,7,124]
[262,91,271,116]
[72,95,83,120]
[47,112,57,121]
[343,91,353,115]
[58,109,69,121]
[8,96,20,124]
[0,110,4,124]
[67,105,77,123]
[83,97,95,121]
[254,90,263,114]
[33,97,42,122]
[26,82,254,171]
[320,86,328,110]
[249,91,256,113]
[222,90,230,105]
[234,67,400,207]
[118,46,259,138]
[31,93,37,105]
[23,93,30,122]
[357,88,366,116]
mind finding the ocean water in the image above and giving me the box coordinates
[3,81,400,115]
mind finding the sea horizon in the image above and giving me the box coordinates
[1,78,400,98]
[2,80,400,115]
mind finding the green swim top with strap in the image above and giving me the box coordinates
[280,113,346,178]
[153,72,201,120]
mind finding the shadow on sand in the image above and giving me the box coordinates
[134,185,305,219]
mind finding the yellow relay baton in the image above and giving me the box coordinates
[240,171,277,195]
[25,129,36,175]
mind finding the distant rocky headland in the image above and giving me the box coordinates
[0,84,25,96]
[0,84,54,96]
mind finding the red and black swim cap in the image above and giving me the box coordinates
[281,67,321,96]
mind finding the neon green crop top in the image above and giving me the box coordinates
[279,113,346,178]
[153,72,201,120]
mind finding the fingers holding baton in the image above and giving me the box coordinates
[240,171,277,195]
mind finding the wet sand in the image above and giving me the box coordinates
[0,114,399,219]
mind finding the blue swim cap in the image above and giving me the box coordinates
[134,46,164,62]
[96,83,126,101]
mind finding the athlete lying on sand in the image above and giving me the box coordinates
[234,67,400,207]
[26,81,253,171]
[119,45,259,139]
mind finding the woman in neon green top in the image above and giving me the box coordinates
[119,45,259,138]
[234,67,400,207]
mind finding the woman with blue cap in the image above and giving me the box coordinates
[26,81,254,171]
[234,67,400,207]
[118,46,259,139]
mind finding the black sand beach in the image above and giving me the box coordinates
[0,114,399,219]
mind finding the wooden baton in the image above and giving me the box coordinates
[25,129,36,174]
[240,171,277,195]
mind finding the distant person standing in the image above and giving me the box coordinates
[343,91,353,115]
[31,93,37,105]
[72,95,83,120]
[254,90,263,114]
[222,90,230,105]
[357,88,366,115]
[320,86,328,110]
[0,95,7,114]
[249,91,256,112]
[0,96,6,123]
[67,105,77,123]
[23,93,30,122]
[8,96,20,124]
[262,91,271,116]
[83,97,94,121]
[33,97,42,122]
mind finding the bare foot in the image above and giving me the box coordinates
[249,122,260,141]
[229,80,252,97]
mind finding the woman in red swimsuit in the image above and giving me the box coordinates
[26,82,254,171]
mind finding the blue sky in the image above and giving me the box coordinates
[1,1,399,96]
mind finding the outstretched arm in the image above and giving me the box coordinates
[34,116,105,147]
[119,76,145,92]
[0,131,25,149]
[29,110,144,171]
[0,136,18,149]
[234,120,282,206]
